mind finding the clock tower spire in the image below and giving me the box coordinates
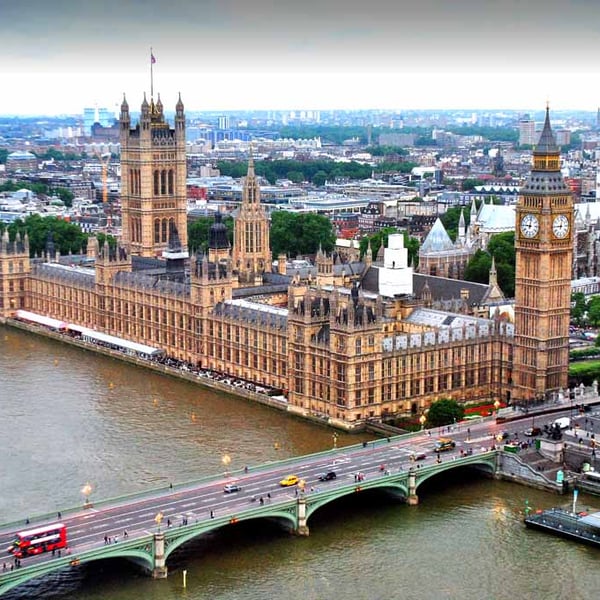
[513,106,573,403]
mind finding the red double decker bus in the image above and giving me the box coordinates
[6,523,67,558]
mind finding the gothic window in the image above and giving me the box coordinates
[168,169,174,194]
[154,219,160,243]
[154,170,160,196]
[161,219,168,243]
[161,170,167,195]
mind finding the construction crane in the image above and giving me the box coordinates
[94,151,112,231]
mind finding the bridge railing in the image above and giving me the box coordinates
[0,430,419,532]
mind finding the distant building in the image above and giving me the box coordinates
[378,133,416,147]
[83,107,115,136]
[6,151,38,173]
[519,118,537,146]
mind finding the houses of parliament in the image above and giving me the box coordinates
[0,93,574,429]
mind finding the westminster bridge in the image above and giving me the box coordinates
[0,410,576,597]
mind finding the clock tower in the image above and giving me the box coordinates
[513,107,573,403]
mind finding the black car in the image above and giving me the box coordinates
[524,427,542,437]
[318,471,337,481]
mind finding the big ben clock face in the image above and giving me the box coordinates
[553,215,569,238]
[520,214,539,238]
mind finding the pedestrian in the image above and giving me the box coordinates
[52,549,56,556]
[169,483,173,491]
[57,512,61,519]
[267,492,271,500]
[123,530,128,538]
[259,497,264,505]
[104,535,108,545]
[210,510,214,519]
[57,550,61,557]
[25,518,30,525]
[2,562,6,572]
[167,519,171,527]
[244,466,249,474]
[114,535,118,543]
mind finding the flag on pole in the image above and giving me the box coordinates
[151,52,156,64]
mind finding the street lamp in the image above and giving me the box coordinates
[222,453,231,476]
[494,400,500,417]
[332,432,339,449]
[419,414,426,431]
[81,482,92,507]
[154,511,164,532]
[298,479,306,496]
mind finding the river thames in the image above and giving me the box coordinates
[1,324,599,599]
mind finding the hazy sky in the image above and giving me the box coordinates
[1,0,599,115]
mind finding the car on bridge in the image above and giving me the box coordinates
[318,471,337,481]
[434,438,456,452]
[223,484,242,493]
[410,451,427,461]
[279,474,299,487]
[524,426,542,437]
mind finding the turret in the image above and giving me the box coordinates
[120,93,130,131]
[175,92,185,139]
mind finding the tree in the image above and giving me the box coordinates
[96,232,118,250]
[4,214,88,256]
[187,216,234,254]
[312,170,328,187]
[461,179,485,192]
[464,249,492,284]
[588,296,600,327]
[571,292,587,327]
[270,211,335,258]
[54,187,74,208]
[441,206,469,240]
[425,399,465,428]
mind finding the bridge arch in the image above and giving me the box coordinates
[414,457,497,492]
[304,482,410,522]
[163,508,297,561]
[0,546,155,597]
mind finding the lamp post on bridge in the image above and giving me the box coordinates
[494,400,500,418]
[222,453,231,477]
[419,414,426,431]
[81,482,92,508]
[332,432,338,449]
[155,511,163,533]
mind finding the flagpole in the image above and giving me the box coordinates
[150,47,154,100]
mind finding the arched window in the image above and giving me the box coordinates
[154,219,160,243]
[161,219,168,242]
[161,170,167,195]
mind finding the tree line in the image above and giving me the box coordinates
[1,212,519,297]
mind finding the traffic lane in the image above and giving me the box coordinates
[0,434,496,556]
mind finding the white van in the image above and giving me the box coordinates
[553,417,570,430]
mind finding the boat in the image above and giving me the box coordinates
[525,507,600,548]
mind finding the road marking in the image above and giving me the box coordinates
[181,502,196,508]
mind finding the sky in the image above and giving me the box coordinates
[1,0,600,116]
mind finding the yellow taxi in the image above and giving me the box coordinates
[279,474,299,487]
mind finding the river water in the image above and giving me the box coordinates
[1,325,599,600]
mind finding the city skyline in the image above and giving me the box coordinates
[1,0,599,116]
